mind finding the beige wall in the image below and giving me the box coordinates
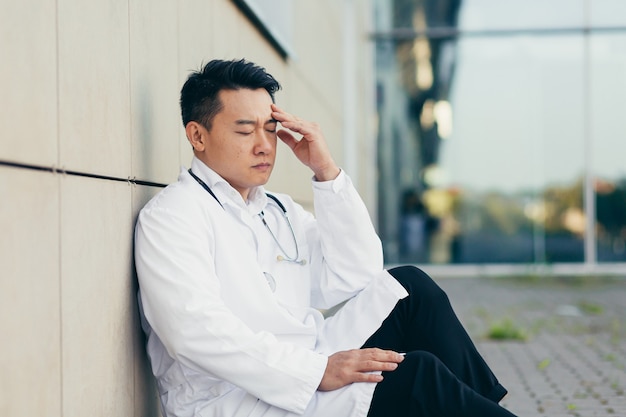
[0,0,375,415]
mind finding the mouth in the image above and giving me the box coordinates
[253,162,272,170]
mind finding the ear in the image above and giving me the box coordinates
[185,121,207,152]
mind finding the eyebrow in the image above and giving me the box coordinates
[234,118,277,126]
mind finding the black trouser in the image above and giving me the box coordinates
[363,266,518,417]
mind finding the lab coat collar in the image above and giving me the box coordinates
[189,157,268,216]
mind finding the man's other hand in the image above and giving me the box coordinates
[318,348,405,391]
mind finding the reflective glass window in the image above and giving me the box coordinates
[440,35,586,263]
[457,0,585,31]
[374,0,626,267]
[590,0,626,27]
[591,34,626,262]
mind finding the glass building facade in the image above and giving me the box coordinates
[372,0,626,271]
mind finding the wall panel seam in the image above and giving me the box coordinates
[0,160,166,188]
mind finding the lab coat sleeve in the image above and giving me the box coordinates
[305,171,386,309]
[134,203,328,414]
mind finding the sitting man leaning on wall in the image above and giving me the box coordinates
[134,58,520,417]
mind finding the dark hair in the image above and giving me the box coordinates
[180,59,281,129]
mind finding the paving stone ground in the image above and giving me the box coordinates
[432,274,626,417]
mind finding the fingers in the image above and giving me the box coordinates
[270,103,295,127]
[271,103,291,121]
[345,370,384,385]
[318,348,404,391]
[271,103,339,180]
[276,129,297,150]
[271,104,320,139]
[342,348,405,376]
[355,348,404,372]
[361,347,405,362]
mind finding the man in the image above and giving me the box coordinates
[134,59,519,417]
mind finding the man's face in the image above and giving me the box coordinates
[193,88,277,200]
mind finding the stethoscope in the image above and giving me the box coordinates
[188,169,307,266]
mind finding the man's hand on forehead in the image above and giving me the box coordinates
[271,104,340,181]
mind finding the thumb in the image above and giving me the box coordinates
[277,129,299,151]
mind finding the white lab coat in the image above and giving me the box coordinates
[134,157,408,417]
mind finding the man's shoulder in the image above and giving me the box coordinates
[139,173,204,216]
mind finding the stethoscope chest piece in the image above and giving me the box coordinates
[276,255,306,265]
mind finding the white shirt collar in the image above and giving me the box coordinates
[189,156,268,215]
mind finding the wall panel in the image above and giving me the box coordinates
[0,0,58,166]
[0,167,61,416]
[60,176,134,416]
[57,0,130,176]
[177,0,215,169]
[130,0,181,185]
[131,185,164,416]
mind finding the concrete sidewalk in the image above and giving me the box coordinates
[432,274,626,417]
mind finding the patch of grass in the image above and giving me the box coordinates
[486,317,528,341]
[537,358,551,370]
[578,300,604,315]
[585,336,597,346]
[610,318,623,344]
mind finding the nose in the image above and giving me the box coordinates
[254,130,275,155]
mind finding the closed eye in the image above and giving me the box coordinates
[265,120,277,133]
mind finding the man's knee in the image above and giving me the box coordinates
[387,265,428,282]
[387,265,448,302]
[400,350,449,383]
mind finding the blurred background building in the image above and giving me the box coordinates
[373,0,626,275]
[2,0,625,415]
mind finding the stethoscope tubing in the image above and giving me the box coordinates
[188,169,305,265]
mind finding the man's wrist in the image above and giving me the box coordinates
[313,165,341,182]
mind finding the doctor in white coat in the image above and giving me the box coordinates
[134,59,519,417]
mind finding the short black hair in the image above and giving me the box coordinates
[180,59,281,130]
